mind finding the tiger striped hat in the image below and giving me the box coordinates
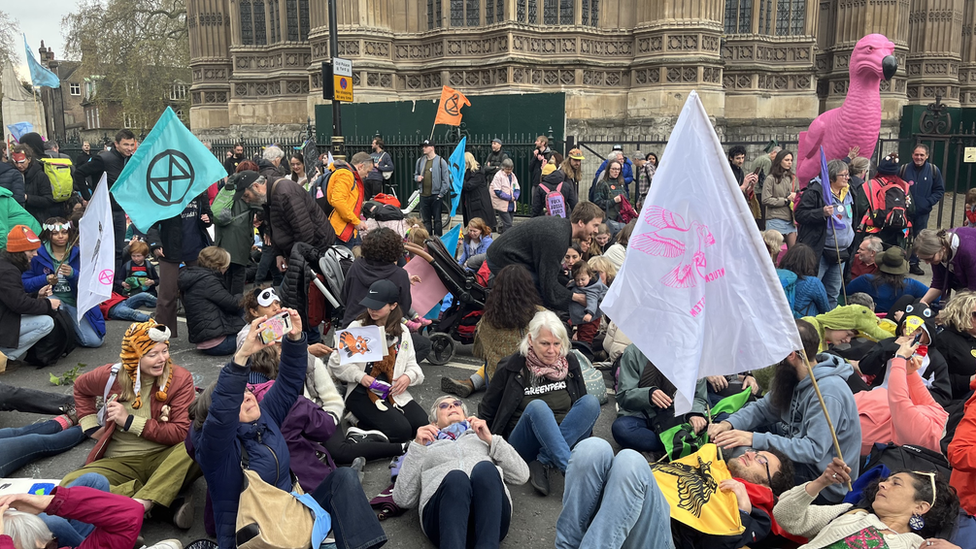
[120,320,172,409]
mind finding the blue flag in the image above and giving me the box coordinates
[6,122,34,141]
[24,35,60,89]
[112,107,227,232]
[448,136,467,216]
[440,223,462,259]
[819,145,845,232]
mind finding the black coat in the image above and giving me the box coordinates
[461,169,497,229]
[478,352,587,437]
[932,327,976,400]
[856,337,953,407]
[795,181,829,259]
[146,195,213,264]
[0,255,55,348]
[23,162,63,222]
[72,147,129,211]
[178,266,245,344]
[265,177,335,259]
[0,162,26,206]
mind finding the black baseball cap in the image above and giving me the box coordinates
[360,279,400,310]
[229,170,262,202]
[492,138,502,145]
[421,139,435,147]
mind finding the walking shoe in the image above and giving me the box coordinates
[141,540,182,549]
[351,456,366,484]
[346,426,389,444]
[910,263,925,276]
[172,492,194,529]
[441,377,474,398]
[0,350,6,373]
[60,403,77,425]
[528,460,550,496]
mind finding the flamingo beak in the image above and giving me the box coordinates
[882,55,897,81]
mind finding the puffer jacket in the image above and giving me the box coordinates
[23,161,63,222]
[0,162,25,205]
[189,335,307,549]
[326,165,364,242]
[23,244,106,338]
[266,177,336,258]
[178,266,245,344]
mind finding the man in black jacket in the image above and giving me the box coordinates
[483,138,510,182]
[72,129,138,274]
[224,143,245,176]
[528,135,553,188]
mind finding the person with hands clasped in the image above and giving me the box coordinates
[773,458,961,549]
[393,395,529,549]
[189,308,387,549]
[0,225,60,363]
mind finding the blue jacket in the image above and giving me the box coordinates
[726,353,861,503]
[189,335,308,549]
[845,274,928,313]
[901,161,944,217]
[591,157,635,191]
[0,162,26,206]
[793,275,830,318]
[458,235,492,266]
[22,244,105,338]
[414,155,451,197]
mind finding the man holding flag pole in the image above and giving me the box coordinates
[603,91,858,505]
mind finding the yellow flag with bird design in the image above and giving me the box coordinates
[651,443,744,537]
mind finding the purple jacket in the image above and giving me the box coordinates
[251,380,338,492]
[931,227,976,298]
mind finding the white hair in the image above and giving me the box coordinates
[606,152,618,162]
[263,145,285,161]
[428,395,470,422]
[863,236,883,254]
[518,310,570,357]
[3,509,54,549]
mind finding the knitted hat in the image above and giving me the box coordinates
[7,225,42,253]
[120,320,172,409]
[814,305,890,343]
[877,153,900,176]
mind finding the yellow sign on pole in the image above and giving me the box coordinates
[333,57,353,103]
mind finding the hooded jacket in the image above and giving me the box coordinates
[0,162,25,206]
[413,154,451,197]
[615,345,708,427]
[726,353,861,503]
[802,305,891,353]
[0,185,41,250]
[339,258,413,327]
[567,277,608,325]
[23,244,106,338]
[178,266,245,344]
[23,161,63,222]
[0,251,57,348]
[189,336,307,549]
[949,378,976,515]
[326,163,364,242]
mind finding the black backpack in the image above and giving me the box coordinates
[26,309,77,367]
[861,442,951,479]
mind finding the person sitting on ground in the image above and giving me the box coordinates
[63,320,199,528]
[560,242,584,288]
[932,290,976,401]
[178,246,245,356]
[441,265,546,398]
[853,300,952,407]
[587,255,617,288]
[22,218,104,348]
[602,219,634,272]
[777,243,830,318]
[847,247,928,313]
[458,217,493,272]
[710,318,862,504]
[0,225,59,364]
[850,236,883,279]
[485,201,604,312]
[108,240,158,322]
[393,396,529,549]
[340,227,413,327]
[949,373,976,516]
[576,234,602,262]
[773,459,960,548]
[189,309,387,549]
[803,304,892,354]
[763,229,785,265]
[0,485,181,549]
[329,280,427,443]
[611,344,708,457]
[856,334,950,455]
[567,262,607,345]
[847,292,877,312]
[478,310,601,497]
[594,224,612,254]
[0,411,83,477]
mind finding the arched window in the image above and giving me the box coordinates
[268,0,279,42]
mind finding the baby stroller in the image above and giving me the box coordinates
[403,237,487,365]
[279,242,354,337]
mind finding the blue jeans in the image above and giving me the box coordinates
[0,314,55,360]
[818,254,846,309]
[109,292,157,322]
[311,467,387,549]
[556,438,674,549]
[199,335,238,356]
[60,304,104,348]
[611,416,664,453]
[421,462,511,549]
[0,421,86,476]
[40,473,110,547]
[507,394,600,473]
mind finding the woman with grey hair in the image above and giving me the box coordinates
[915,227,976,305]
[478,310,600,497]
[392,395,529,549]
[795,158,856,309]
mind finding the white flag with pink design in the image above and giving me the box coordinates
[77,173,116,324]
[602,91,803,415]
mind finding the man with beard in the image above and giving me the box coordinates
[224,143,245,175]
[709,318,862,504]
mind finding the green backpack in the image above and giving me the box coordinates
[39,158,74,202]
[659,387,754,461]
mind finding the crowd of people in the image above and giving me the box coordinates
[1,130,975,549]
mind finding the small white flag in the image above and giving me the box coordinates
[77,174,116,324]
[602,91,803,414]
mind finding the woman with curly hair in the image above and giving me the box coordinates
[932,290,976,400]
[441,265,545,397]
[340,227,413,327]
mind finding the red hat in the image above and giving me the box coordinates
[7,225,41,253]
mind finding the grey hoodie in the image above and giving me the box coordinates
[568,278,608,325]
[726,353,861,503]
[392,428,529,533]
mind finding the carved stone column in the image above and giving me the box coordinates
[961,1,976,106]
[906,0,964,106]
[188,0,233,130]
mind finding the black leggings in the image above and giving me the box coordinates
[345,385,428,443]
[322,427,404,465]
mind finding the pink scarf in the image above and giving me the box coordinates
[525,347,569,381]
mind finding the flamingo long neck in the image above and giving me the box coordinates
[841,69,882,125]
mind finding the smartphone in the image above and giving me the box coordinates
[258,312,293,344]
[911,329,924,346]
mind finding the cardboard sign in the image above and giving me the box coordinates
[334,325,386,365]
[404,258,450,317]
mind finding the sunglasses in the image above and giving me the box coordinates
[437,399,462,410]
[912,470,937,505]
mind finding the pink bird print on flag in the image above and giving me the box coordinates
[631,206,716,289]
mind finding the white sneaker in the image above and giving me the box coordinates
[141,540,183,549]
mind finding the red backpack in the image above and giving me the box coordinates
[860,175,911,236]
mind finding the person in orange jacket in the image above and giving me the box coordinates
[949,376,976,516]
[328,152,370,249]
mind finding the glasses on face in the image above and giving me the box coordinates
[438,399,462,410]
[837,173,850,178]
[745,448,773,487]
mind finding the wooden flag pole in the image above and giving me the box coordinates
[799,350,853,491]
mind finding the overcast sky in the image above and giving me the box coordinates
[9,3,78,78]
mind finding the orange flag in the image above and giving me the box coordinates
[434,86,471,126]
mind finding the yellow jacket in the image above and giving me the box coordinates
[327,166,364,241]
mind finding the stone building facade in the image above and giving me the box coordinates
[187,0,973,141]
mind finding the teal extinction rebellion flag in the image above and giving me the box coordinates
[448,136,467,216]
[112,107,227,232]
[24,34,60,89]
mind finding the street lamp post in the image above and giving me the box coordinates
[327,0,344,160]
